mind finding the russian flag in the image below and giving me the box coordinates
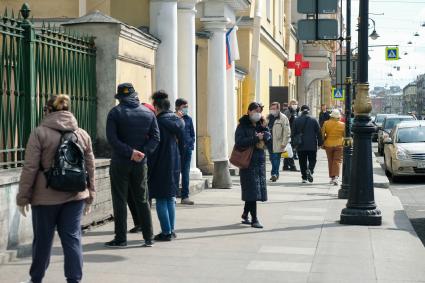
[226,26,240,70]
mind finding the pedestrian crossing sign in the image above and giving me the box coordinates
[332,88,345,101]
[385,47,399,61]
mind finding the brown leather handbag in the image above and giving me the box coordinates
[229,145,254,169]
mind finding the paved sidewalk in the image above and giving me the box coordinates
[1,151,425,283]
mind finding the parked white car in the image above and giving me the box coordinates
[383,120,425,181]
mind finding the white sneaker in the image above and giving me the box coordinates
[329,177,335,184]
[333,177,339,186]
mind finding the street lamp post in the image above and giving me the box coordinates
[340,0,382,225]
[338,0,353,199]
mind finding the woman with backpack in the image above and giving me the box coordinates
[148,91,185,241]
[235,102,270,229]
[16,94,95,283]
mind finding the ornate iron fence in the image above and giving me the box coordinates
[0,4,96,169]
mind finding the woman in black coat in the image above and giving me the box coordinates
[235,102,270,228]
[149,91,185,241]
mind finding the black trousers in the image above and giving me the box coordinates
[243,201,257,220]
[283,157,296,169]
[298,151,317,180]
[110,162,153,242]
[30,200,85,283]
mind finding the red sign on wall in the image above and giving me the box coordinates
[287,54,310,76]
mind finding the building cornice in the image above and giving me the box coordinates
[260,26,288,62]
[120,25,160,50]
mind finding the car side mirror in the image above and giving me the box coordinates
[384,137,393,144]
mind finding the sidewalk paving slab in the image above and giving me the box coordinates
[0,151,424,283]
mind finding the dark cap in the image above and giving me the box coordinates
[116,83,135,96]
[301,105,310,112]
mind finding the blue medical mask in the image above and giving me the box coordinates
[182,107,189,115]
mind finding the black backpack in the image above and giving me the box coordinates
[45,131,88,192]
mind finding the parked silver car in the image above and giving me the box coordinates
[383,120,425,181]
[377,115,415,155]
[373,114,397,142]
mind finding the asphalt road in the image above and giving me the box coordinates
[374,144,425,246]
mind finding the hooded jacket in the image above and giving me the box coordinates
[149,111,185,199]
[106,93,160,163]
[16,111,96,206]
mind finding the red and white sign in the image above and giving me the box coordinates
[287,54,310,76]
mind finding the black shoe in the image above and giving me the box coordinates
[104,239,127,248]
[307,170,313,183]
[289,167,299,172]
[251,220,263,229]
[142,239,154,247]
[241,214,251,225]
[282,167,291,171]
[129,226,142,233]
[154,233,172,242]
[171,232,177,239]
[271,175,277,182]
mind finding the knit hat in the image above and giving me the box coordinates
[116,83,135,96]
[330,109,341,119]
[300,105,310,112]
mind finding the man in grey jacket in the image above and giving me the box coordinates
[267,102,291,182]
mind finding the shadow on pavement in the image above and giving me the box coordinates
[176,223,250,233]
[83,253,128,263]
[175,222,340,241]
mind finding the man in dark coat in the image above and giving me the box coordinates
[283,99,299,171]
[105,83,160,248]
[319,104,331,128]
[175,98,195,205]
[293,105,323,183]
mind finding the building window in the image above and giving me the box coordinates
[266,0,271,22]
[269,68,273,87]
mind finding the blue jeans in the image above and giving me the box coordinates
[181,148,192,199]
[270,152,282,177]
[30,200,85,283]
[156,197,176,235]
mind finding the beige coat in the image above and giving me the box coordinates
[270,113,291,153]
[16,111,96,206]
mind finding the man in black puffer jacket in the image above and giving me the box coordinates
[105,83,160,248]
[293,105,323,184]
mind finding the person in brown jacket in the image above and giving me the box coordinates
[321,109,345,186]
[16,94,95,283]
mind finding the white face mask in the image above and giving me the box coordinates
[270,110,279,117]
[250,112,261,122]
[291,105,298,110]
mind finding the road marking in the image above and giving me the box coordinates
[246,260,311,272]
[259,246,316,255]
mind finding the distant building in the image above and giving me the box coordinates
[384,92,403,114]
[416,74,425,117]
[402,82,417,114]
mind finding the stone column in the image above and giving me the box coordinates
[227,62,237,157]
[178,1,202,180]
[202,18,232,188]
[150,0,178,103]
